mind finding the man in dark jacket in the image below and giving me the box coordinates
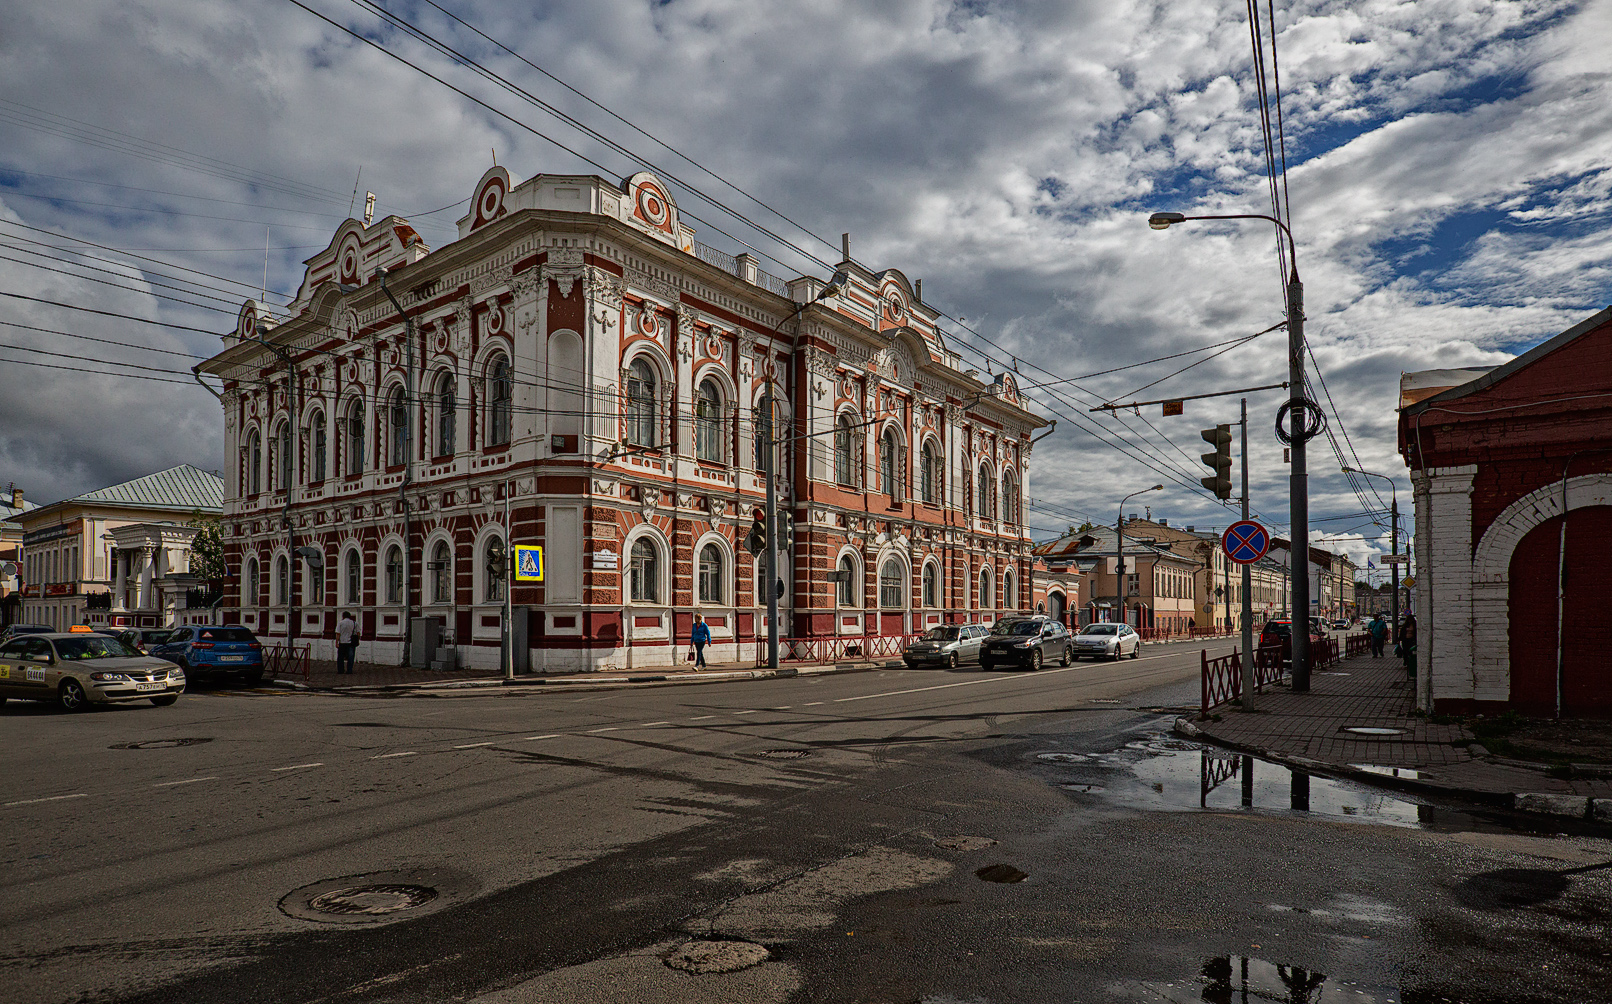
[1367,613,1387,658]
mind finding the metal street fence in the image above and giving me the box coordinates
[264,643,311,681]
[756,633,919,667]
[1200,634,1361,713]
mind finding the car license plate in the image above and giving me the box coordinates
[136,682,163,692]
[219,655,244,662]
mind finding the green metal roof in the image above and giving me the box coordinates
[69,464,223,512]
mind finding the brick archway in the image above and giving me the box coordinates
[1507,508,1612,714]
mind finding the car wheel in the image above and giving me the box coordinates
[980,659,994,672]
[150,694,179,707]
[1060,646,1072,667]
[244,670,263,687]
[1130,641,1140,659]
[1028,649,1043,672]
[948,652,959,670]
[58,678,90,713]
[1110,647,1122,661]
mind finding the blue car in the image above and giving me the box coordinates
[153,625,264,686]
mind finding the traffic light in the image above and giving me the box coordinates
[1200,424,1232,500]
[744,509,766,556]
[486,539,506,580]
[778,510,795,550]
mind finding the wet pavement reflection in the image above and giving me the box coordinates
[1128,955,1399,1003]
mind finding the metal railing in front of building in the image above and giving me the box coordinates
[757,632,919,667]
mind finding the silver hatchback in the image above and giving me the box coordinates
[903,624,987,669]
[1072,623,1141,660]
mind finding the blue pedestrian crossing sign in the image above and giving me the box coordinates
[514,545,545,582]
[1222,521,1270,564]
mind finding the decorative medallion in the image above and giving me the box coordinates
[486,303,505,336]
[338,233,363,287]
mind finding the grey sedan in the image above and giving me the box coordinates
[1071,623,1140,660]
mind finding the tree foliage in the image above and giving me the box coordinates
[186,511,225,581]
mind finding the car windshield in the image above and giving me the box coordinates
[922,627,960,641]
[992,621,1042,637]
[53,636,140,660]
[1264,622,1291,637]
[197,627,255,642]
[1080,625,1118,636]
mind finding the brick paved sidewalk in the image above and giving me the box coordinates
[1184,654,1612,804]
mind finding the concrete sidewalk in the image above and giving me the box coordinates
[264,653,903,694]
[1176,654,1612,821]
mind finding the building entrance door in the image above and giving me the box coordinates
[1508,506,1612,715]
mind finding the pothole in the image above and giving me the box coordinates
[975,863,1028,883]
[279,868,477,925]
[664,939,770,974]
[752,749,812,759]
[934,835,998,851]
[1036,752,1089,763]
[1061,783,1106,793]
[108,738,214,750]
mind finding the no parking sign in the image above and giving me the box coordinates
[1222,520,1270,565]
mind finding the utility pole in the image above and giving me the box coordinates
[1239,398,1255,710]
[1287,272,1312,692]
[760,390,779,668]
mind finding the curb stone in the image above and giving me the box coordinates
[1514,792,1592,819]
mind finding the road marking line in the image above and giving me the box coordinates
[771,706,791,710]
[4,793,88,807]
[833,654,1180,703]
[152,777,218,787]
[690,715,716,720]
[271,763,324,771]
[452,741,496,749]
[587,727,619,733]
[523,734,560,740]
[733,710,758,715]
[637,721,671,727]
[372,752,418,759]
[803,701,824,706]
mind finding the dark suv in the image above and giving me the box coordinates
[152,625,264,685]
[979,616,1073,672]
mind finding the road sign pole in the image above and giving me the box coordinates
[1240,397,1255,710]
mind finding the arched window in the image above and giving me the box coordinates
[431,540,452,604]
[879,558,904,609]
[346,399,366,476]
[344,549,361,605]
[977,465,994,520]
[304,550,324,605]
[694,378,724,463]
[1001,471,1018,525]
[629,537,659,603]
[245,556,259,605]
[626,358,656,448]
[978,567,993,609]
[920,440,940,505]
[880,428,900,498]
[836,554,858,607]
[697,542,723,604]
[310,411,327,483]
[275,554,290,605]
[435,372,457,458]
[488,356,511,447]
[276,421,292,490]
[483,537,505,603]
[922,562,938,607]
[247,429,262,495]
[1002,567,1016,610]
[388,387,407,467]
[384,545,403,605]
[834,414,857,486]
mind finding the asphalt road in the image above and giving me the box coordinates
[3,639,1608,1004]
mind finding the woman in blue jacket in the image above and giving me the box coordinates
[690,613,710,669]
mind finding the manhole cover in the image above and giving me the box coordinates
[108,738,214,750]
[975,863,1029,883]
[308,884,437,915]
[1036,752,1089,763]
[753,749,811,759]
[279,868,477,925]
[665,939,770,974]
[1341,727,1406,737]
[935,835,998,851]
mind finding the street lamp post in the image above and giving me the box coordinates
[1116,485,1164,627]
[1148,210,1314,692]
[377,270,417,667]
[1343,466,1400,643]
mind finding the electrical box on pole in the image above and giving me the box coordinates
[1200,424,1233,499]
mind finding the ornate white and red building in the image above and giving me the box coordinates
[200,167,1045,670]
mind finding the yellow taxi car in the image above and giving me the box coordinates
[0,631,185,711]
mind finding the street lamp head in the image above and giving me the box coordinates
[1150,484,1164,491]
[1148,212,1186,230]
[817,270,850,300]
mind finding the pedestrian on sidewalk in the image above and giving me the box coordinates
[336,611,360,675]
[689,613,710,670]
[1397,614,1417,677]
[1368,613,1388,658]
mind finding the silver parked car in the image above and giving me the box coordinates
[1072,622,1141,660]
[903,623,987,669]
[0,632,185,711]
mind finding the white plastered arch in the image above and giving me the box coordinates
[692,529,735,606]
[833,544,864,608]
[622,521,671,606]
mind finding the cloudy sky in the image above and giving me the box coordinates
[2,0,1607,572]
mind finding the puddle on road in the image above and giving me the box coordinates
[1031,732,1517,831]
[1128,955,1400,1003]
[974,863,1029,883]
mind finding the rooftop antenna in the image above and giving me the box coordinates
[491,147,497,167]
[363,192,376,225]
[262,227,269,303]
[347,166,363,218]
